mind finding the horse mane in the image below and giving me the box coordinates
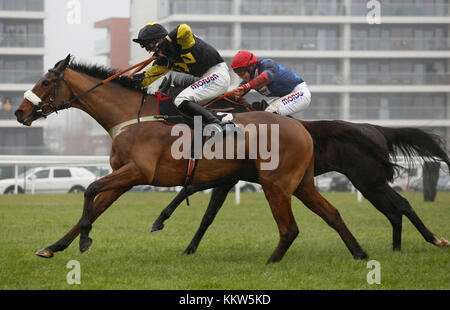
[68,60,146,93]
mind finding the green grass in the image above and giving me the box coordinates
[0,191,448,290]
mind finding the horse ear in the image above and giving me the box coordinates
[54,54,71,71]
[62,54,71,69]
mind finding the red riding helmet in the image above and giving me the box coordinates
[231,51,258,72]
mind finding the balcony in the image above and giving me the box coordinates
[301,72,344,85]
[350,106,447,120]
[0,0,44,11]
[351,38,450,51]
[241,2,345,16]
[168,0,232,15]
[350,72,450,85]
[0,70,43,84]
[241,37,340,51]
[0,33,44,48]
[351,3,449,17]
[198,35,232,50]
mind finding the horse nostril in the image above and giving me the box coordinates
[15,110,24,122]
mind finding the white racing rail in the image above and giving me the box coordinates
[0,155,245,204]
[0,155,439,203]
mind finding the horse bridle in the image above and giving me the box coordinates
[23,68,76,122]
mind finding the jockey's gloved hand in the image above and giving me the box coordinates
[252,100,269,111]
[154,37,177,59]
[132,72,145,82]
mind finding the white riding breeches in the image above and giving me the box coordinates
[265,82,311,116]
[174,62,231,107]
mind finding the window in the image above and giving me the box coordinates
[350,93,447,120]
[302,94,340,119]
[34,170,49,179]
[54,169,71,178]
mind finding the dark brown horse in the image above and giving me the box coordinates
[151,85,450,255]
[14,55,374,263]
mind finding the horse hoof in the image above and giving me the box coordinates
[183,247,196,255]
[79,237,93,253]
[434,237,450,248]
[354,252,368,260]
[150,222,164,233]
[36,248,54,258]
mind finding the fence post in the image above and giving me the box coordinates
[14,164,18,194]
[235,181,242,205]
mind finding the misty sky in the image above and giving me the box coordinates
[44,0,130,129]
[44,0,130,69]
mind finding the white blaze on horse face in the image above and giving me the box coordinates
[24,90,42,106]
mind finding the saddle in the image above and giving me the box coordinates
[152,89,249,196]
[155,92,239,128]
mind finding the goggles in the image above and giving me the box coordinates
[139,39,159,51]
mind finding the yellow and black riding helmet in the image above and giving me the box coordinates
[132,22,168,50]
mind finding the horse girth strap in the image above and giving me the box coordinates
[108,116,161,138]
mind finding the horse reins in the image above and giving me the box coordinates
[23,56,157,121]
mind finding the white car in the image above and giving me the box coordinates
[0,167,97,194]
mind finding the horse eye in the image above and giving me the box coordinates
[42,80,50,87]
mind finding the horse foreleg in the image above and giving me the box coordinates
[79,163,142,253]
[36,189,127,258]
[183,182,235,255]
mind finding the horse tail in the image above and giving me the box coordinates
[301,120,398,182]
[373,126,450,171]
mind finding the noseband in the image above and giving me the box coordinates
[23,68,75,121]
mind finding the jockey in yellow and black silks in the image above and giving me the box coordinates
[132,22,231,127]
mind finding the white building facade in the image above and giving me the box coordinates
[130,0,450,142]
[0,0,47,156]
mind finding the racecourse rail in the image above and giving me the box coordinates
[0,155,435,203]
[0,155,246,204]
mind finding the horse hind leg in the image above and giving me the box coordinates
[294,168,368,259]
[354,183,404,251]
[260,182,299,264]
[389,186,450,248]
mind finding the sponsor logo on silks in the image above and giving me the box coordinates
[281,91,303,105]
[190,73,219,90]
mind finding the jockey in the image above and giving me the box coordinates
[230,51,311,116]
[132,22,231,127]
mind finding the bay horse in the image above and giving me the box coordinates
[15,55,374,263]
[150,83,450,254]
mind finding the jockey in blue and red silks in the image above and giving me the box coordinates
[230,51,311,116]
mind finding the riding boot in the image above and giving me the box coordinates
[178,100,222,126]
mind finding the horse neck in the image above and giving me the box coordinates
[65,69,157,133]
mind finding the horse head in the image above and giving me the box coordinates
[15,54,72,126]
